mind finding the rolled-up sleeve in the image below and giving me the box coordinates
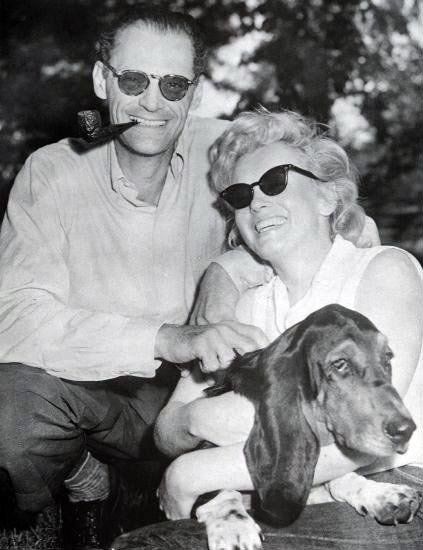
[0,154,163,380]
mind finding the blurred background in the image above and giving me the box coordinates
[1,0,422,261]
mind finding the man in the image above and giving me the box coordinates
[0,7,267,550]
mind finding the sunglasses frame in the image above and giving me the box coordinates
[101,60,196,101]
[220,164,325,209]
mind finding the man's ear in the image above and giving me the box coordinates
[92,61,107,100]
[317,181,337,217]
[190,74,204,111]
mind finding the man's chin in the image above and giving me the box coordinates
[115,136,173,158]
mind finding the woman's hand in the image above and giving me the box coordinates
[157,456,198,520]
[188,392,255,446]
[155,321,269,373]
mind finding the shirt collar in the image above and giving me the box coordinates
[108,137,185,207]
[272,235,355,331]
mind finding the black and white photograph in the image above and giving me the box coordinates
[0,1,422,549]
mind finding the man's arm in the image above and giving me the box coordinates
[0,156,267,380]
[155,321,269,374]
[0,156,165,380]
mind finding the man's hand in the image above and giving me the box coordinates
[191,262,240,325]
[155,321,269,373]
[188,392,255,446]
[357,216,381,248]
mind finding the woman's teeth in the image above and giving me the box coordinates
[255,218,286,233]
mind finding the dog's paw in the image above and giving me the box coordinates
[197,490,262,550]
[354,481,422,525]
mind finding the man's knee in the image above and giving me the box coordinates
[0,363,79,441]
[0,363,86,508]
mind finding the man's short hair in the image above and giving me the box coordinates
[95,6,208,77]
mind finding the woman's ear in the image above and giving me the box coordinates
[190,75,204,111]
[317,181,337,217]
[92,61,107,100]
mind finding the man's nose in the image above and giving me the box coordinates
[138,80,162,111]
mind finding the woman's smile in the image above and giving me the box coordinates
[255,216,287,234]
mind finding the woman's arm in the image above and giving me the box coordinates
[354,248,423,396]
[158,444,252,519]
[154,366,211,457]
[158,442,375,519]
[154,365,256,457]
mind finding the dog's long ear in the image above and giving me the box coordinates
[227,322,298,400]
[242,322,321,526]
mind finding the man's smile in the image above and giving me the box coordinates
[129,115,166,127]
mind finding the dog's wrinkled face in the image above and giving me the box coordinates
[308,320,415,457]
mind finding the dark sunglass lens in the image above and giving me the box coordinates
[223,184,253,209]
[119,72,149,95]
[160,76,189,101]
[260,167,287,196]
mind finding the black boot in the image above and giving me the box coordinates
[61,462,165,550]
[0,468,38,530]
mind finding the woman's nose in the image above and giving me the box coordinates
[250,186,270,211]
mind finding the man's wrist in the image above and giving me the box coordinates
[155,323,179,360]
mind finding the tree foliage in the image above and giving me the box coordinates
[0,0,421,258]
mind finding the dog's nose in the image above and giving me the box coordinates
[384,417,416,445]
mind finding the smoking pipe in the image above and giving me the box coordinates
[76,110,138,146]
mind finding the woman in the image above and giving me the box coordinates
[152,109,423,547]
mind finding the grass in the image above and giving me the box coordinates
[0,459,166,549]
[0,505,63,550]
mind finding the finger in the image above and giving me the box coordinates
[221,321,270,349]
[217,325,268,355]
[193,324,264,368]
[198,355,221,374]
[212,338,238,368]
[217,351,237,369]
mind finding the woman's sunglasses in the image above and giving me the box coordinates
[220,164,325,209]
[102,60,196,102]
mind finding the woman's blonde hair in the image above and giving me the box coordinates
[210,108,365,247]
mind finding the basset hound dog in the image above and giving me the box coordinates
[195,304,422,550]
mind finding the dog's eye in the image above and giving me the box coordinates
[331,358,350,373]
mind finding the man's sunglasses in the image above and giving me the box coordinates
[102,60,196,102]
[220,164,325,209]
